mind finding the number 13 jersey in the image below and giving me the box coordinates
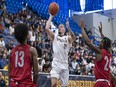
[9,44,32,83]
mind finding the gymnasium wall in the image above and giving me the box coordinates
[72,13,93,32]
[72,13,114,40]
[112,10,116,40]
[93,13,113,40]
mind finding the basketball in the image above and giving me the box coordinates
[49,2,59,16]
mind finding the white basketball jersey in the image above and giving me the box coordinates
[52,34,71,63]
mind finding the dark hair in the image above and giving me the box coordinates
[102,37,111,51]
[14,23,29,44]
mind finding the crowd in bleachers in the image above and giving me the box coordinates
[0,1,116,76]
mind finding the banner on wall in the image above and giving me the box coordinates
[0,70,95,87]
[38,73,95,87]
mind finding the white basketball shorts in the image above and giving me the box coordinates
[50,61,69,86]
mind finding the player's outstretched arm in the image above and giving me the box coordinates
[79,19,102,61]
[98,22,104,38]
[45,14,54,41]
[30,47,38,84]
[66,18,76,43]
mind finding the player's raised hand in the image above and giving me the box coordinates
[79,18,85,29]
[98,22,102,33]
[49,13,54,18]
[66,18,70,29]
[98,22,104,38]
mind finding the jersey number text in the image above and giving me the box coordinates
[104,56,111,71]
[15,51,24,67]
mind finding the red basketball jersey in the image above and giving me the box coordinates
[10,44,33,84]
[94,49,112,81]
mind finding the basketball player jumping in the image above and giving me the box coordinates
[79,19,113,87]
[98,22,116,87]
[9,24,38,87]
[46,14,76,87]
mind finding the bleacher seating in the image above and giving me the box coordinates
[5,0,81,33]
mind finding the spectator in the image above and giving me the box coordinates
[43,59,51,73]
[70,56,78,74]
[5,40,14,52]
[75,63,81,75]
[9,23,14,35]
[0,35,5,47]
[36,42,42,57]
[0,23,4,33]
[0,53,8,69]
[38,58,43,72]
[88,66,94,76]
[4,15,10,28]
